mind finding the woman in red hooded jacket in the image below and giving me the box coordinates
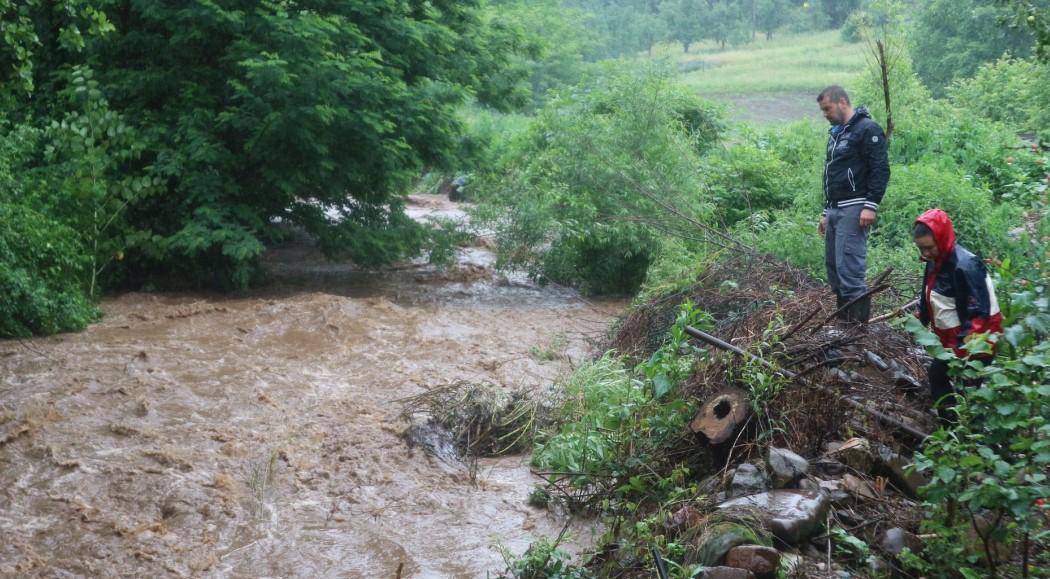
[912,209,1003,421]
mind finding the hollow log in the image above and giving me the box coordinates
[690,389,750,445]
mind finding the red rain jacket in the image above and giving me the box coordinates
[915,209,1003,358]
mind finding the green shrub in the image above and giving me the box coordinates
[701,140,797,227]
[905,260,1050,577]
[0,203,96,337]
[872,161,1018,261]
[949,56,1050,133]
[475,65,720,294]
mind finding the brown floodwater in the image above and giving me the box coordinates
[0,195,624,578]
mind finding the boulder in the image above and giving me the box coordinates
[696,522,761,566]
[718,490,830,545]
[830,437,874,474]
[767,448,809,487]
[724,545,780,579]
[730,463,768,497]
[702,567,755,579]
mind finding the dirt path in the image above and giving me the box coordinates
[0,195,624,578]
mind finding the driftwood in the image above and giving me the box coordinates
[684,325,929,441]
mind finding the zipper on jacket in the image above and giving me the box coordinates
[847,168,856,192]
[824,121,851,200]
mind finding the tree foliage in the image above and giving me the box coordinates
[0,0,518,303]
[911,0,1039,96]
[474,66,723,294]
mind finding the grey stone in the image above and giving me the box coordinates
[718,490,830,545]
[702,567,755,579]
[879,527,924,557]
[724,545,780,579]
[893,370,922,393]
[830,437,874,474]
[817,479,851,505]
[767,447,809,487]
[864,350,890,371]
[730,463,769,497]
[797,478,820,493]
[841,473,878,501]
[874,444,927,497]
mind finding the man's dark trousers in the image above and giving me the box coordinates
[824,205,868,306]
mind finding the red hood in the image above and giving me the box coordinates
[916,208,956,264]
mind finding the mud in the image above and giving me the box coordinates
[0,195,624,578]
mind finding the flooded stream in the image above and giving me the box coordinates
[0,195,624,578]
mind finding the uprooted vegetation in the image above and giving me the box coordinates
[402,249,1049,578]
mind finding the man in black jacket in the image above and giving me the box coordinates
[816,86,890,323]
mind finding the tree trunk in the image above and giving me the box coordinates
[876,39,895,140]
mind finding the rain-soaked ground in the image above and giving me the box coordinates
[0,195,625,578]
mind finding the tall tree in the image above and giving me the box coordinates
[3,0,517,287]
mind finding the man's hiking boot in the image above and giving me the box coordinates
[844,295,871,324]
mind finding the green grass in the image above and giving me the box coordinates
[651,30,867,96]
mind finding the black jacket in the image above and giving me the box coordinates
[823,107,890,213]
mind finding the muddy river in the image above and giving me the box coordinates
[0,195,624,578]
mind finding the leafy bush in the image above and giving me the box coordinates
[475,66,721,294]
[701,140,797,227]
[905,258,1050,577]
[872,161,1018,260]
[0,203,96,337]
[949,56,1050,133]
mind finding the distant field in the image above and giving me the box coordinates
[649,30,868,122]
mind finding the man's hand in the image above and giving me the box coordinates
[818,215,827,235]
[859,208,877,227]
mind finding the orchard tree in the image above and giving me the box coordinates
[663,0,707,53]
[755,0,789,40]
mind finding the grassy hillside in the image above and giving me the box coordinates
[649,30,868,123]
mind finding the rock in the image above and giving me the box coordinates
[812,459,846,477]
[893,370,923,394]
[817,479,851,505]
[696,522,761,566]
[824,440,844,454]
[718,490,830,545]
[724,545,780,579]
[767,448,809,487]
[873,444,927,497]
[879,527,924,557]
[841,473,878,501]
[702,567,755,579]
[797,478,820,493]
[730,463,769,497]
[829,437,874,474]
[864,350,889,371]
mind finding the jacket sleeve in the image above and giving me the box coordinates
[916,270,930,326]
[954,261,994,341]
[862,123,890,211]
